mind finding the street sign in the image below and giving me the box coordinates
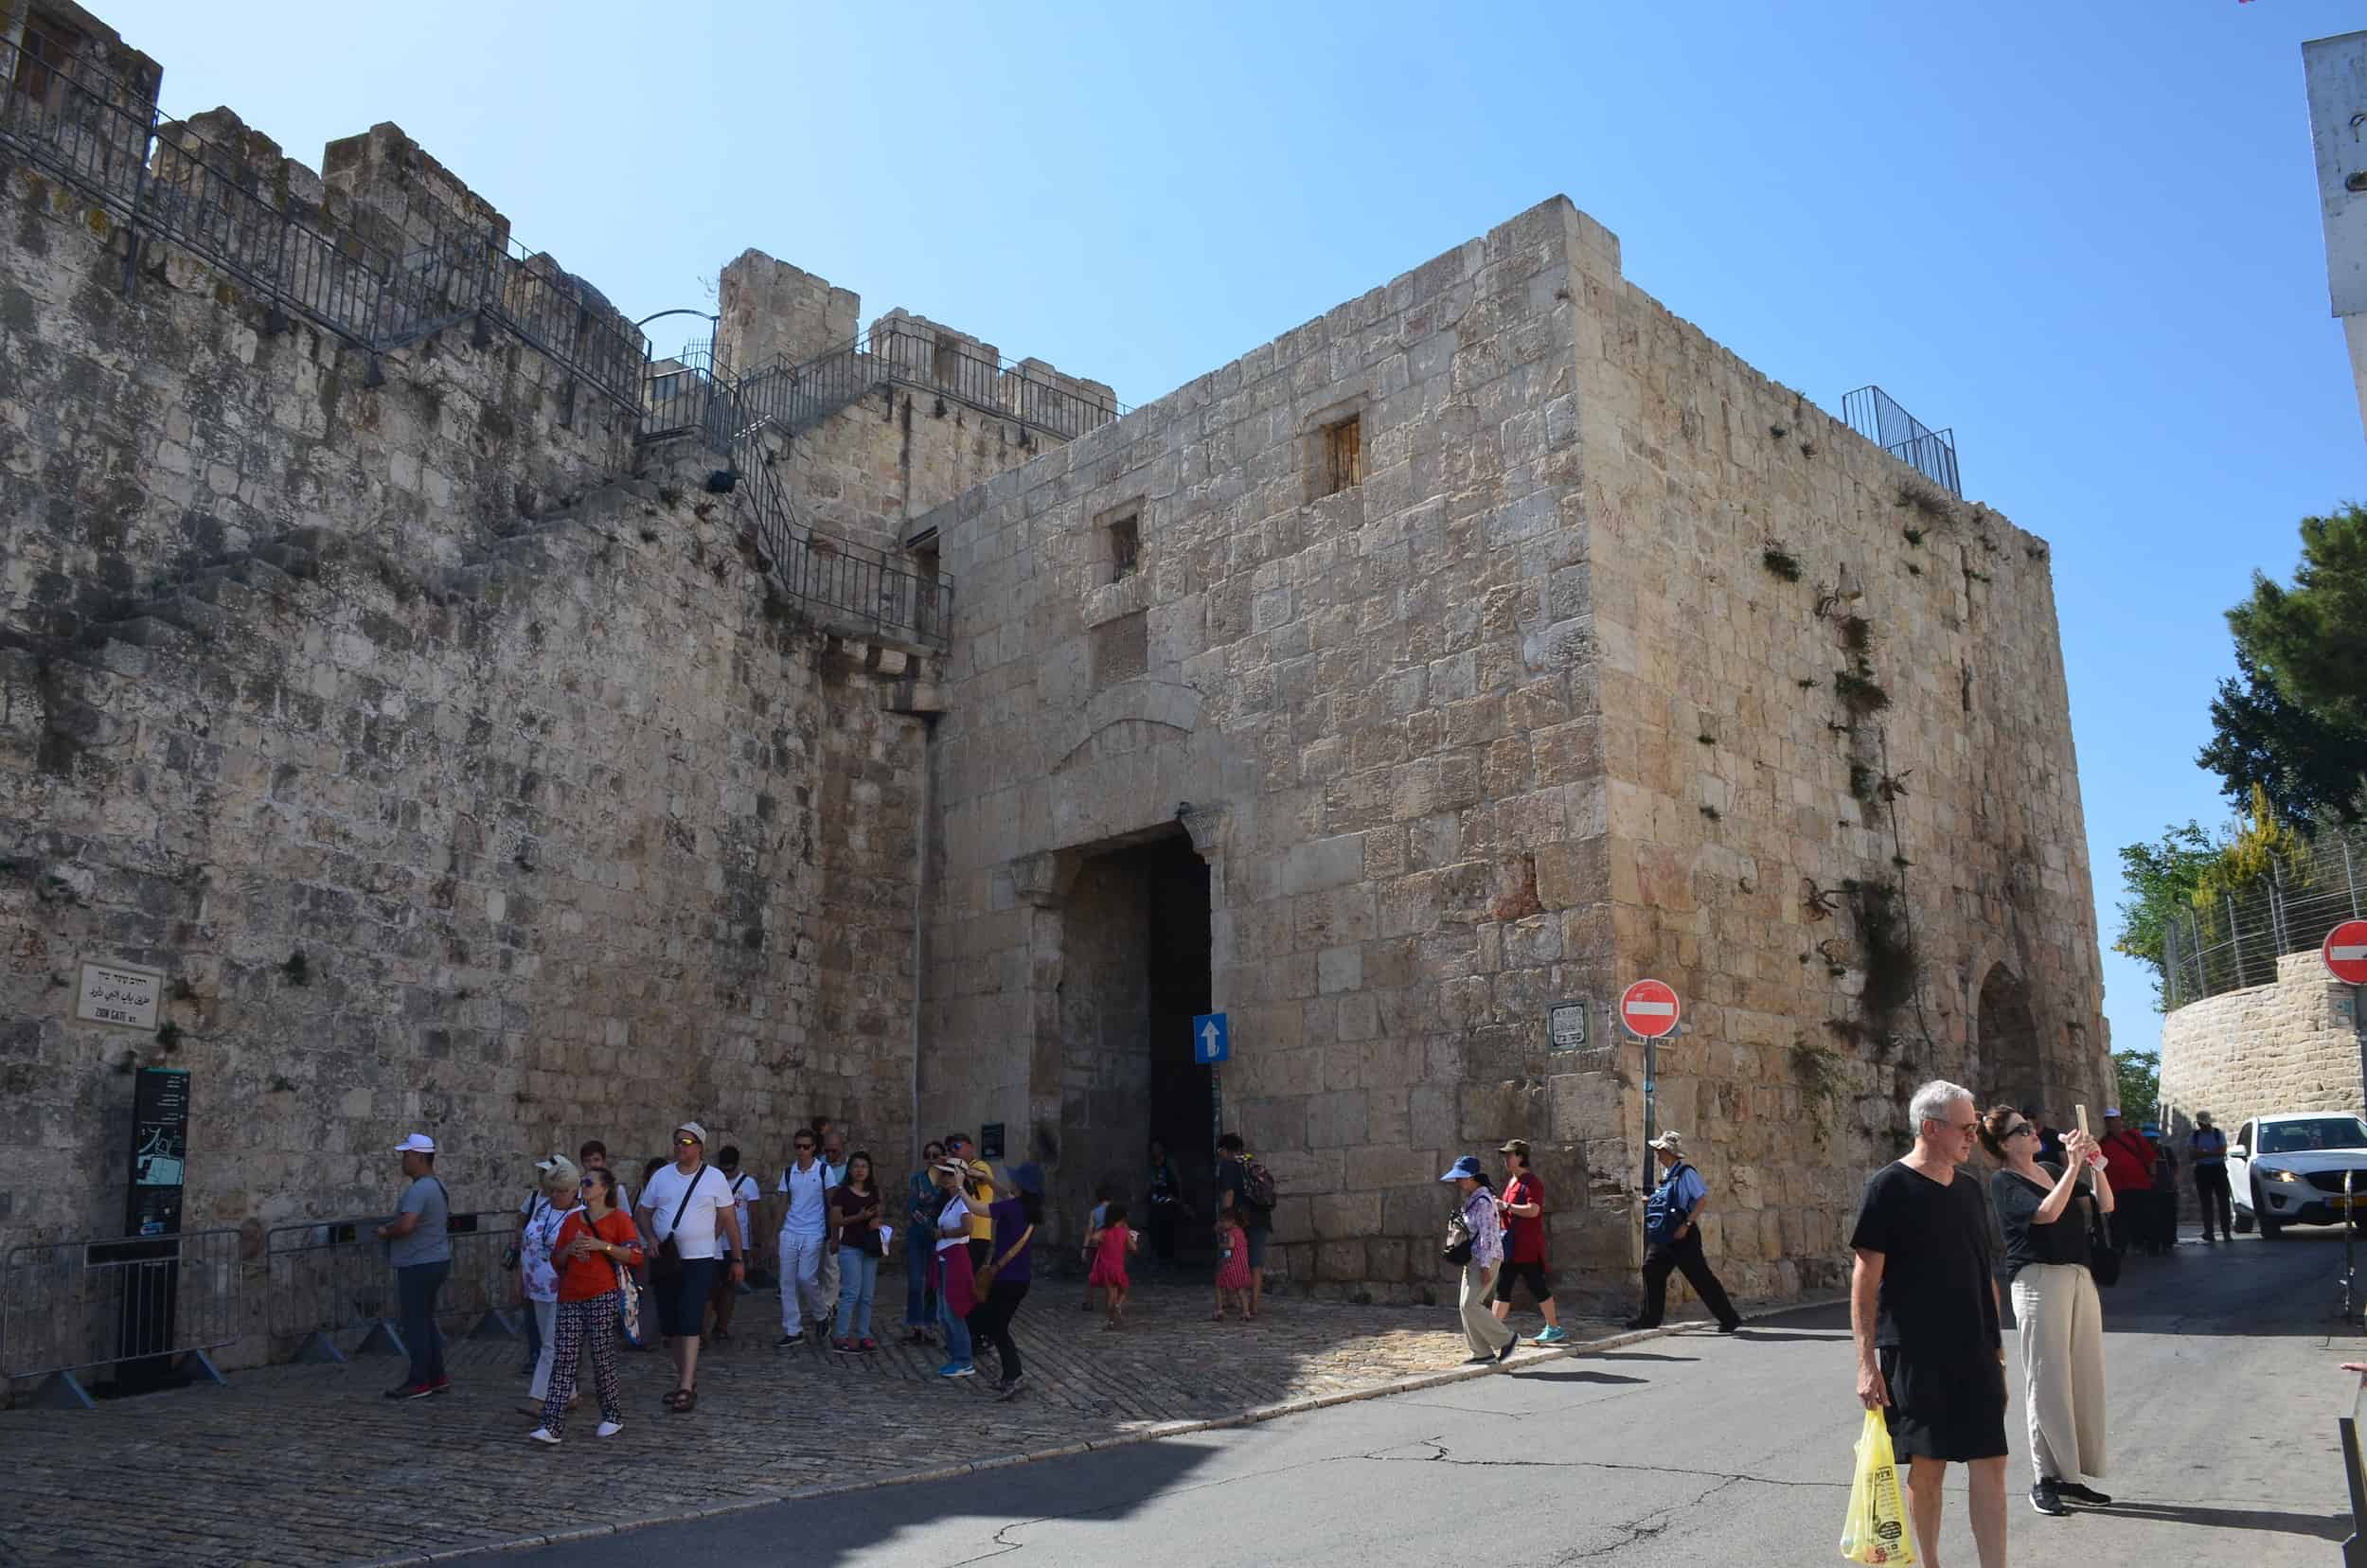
[1619,979,1681,1040]
[1193,1011,1231,1064]
[1547,999,1589,1051]
[2327,919,2367,985]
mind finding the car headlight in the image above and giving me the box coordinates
[2265,1168,2303,1184]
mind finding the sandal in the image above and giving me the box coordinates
[663,1388,692,1412]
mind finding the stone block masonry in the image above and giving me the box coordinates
[916,196,2109,1304]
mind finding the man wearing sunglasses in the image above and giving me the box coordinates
[634,1121,743,1414]
[774,1129,832,1348]
[1850,1079,2009,1568]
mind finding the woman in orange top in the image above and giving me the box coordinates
[530,1167,643,1445]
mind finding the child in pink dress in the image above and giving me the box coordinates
[1213,1216,1252,1320]
[1086,1202,1138,1328]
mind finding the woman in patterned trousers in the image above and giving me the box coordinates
[531,1167,643,1444]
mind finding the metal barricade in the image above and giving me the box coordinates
[1,1228,242,1409]
[264,1209,521,1365]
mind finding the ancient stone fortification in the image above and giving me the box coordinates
[917,200,2110,1303]
[2160,953,2365,1139]
[2,3,2107,1345]
[0,2,1096,1287]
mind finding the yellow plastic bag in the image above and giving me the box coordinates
[1839,1408,1916,1563]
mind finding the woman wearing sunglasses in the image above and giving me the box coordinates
[529,1167,644,1445]
[1978,1105,2114,1518]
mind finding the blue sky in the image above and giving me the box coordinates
[111,0,2365,1062]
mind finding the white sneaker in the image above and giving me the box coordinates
[596,1420,624,1438]
[527,1427,561,1446]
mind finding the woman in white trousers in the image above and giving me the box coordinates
[1980,1106,2114,1518]
[520,1158,579,1412]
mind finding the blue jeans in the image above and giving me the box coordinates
[396,1259,450,1387]
[903,1232,937,1327]
[937,1270,972,1364]
[834,1250,880,1340]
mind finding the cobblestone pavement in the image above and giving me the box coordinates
[2,1278,1628,1566]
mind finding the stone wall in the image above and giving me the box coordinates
[0,75,928,1273]
[1568,220,2113,1296]
[914,197,2108,1302]
[2160,952,2365,1138]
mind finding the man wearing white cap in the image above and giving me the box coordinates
[375,1133,452,1399]
[635,1120,745,1414]
[1624,1131,1742,1332]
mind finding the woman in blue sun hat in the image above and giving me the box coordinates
[1442,1155,1517,1365]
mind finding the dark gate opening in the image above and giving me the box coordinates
[1144,837,1213,1265]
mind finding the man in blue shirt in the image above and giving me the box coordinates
[2189,1111,2233,1243]
[1624,1131,1742,1332]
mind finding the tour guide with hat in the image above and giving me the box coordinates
[1442,1155,1518,1364]
[1625,1131,1742,1333]
[634,1120,745,1414]
[376,1133,452,1399]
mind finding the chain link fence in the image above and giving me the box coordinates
[2162,829,2367,1007]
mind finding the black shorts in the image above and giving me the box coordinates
[655,1257,717,1338]
[1879,1345,2008,1462]
[1494,1259,1555,1304]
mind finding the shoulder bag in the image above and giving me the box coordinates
[598,1212,651,1345]
[973,1222,1034,1293]
[1441,1202,1475,1267]
[502,1190,543,1272]
[2084,1183,2121,1288]
[650,1165,706,1282]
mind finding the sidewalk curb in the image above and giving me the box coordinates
[356,1297,1843,1565]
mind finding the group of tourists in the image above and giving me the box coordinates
[378,1117,1279,1438]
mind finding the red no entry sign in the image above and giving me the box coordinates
[2324,919,2367,985]
[1620,978,1681,1039]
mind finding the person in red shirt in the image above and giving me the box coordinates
[2097,1110,2156,1258]
[1491,1140,1570,1345]
[529,1167,645,1445]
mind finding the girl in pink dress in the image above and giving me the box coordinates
[1086,1203,1139,1328]
[1213,1215,1252,1320]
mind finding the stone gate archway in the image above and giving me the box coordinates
[1976,963,2043,1114]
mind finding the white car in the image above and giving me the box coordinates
[2229,1112,2367,1238]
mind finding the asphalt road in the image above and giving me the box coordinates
[464,1226,2365,1566]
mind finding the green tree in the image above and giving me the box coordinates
[2111,822,2215,1009]
[2197,647,2367,826]
[2111,1048,2159,1126]
[2202,505,2367,820]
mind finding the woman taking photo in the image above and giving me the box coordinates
[828,1152,885,1352]
[1979,1106,2113,1518]
[933,1157,991,1379]
[530,1167,642,1445]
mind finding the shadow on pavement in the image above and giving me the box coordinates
[465,1434,1230,1565]
[2083,1500,2349,1541]
[1504,1366,1648,1385]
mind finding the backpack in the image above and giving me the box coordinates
[1240,1156,1278,1212]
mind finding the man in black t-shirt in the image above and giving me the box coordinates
[1850,1079,2008,1568]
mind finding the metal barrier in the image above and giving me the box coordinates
[265,1209,520,1365]
[2161,828,2367,1007]
[1842,384,1962,499]
[1,1227,243,1409]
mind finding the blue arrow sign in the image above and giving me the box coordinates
[1192,1011,1230,1064]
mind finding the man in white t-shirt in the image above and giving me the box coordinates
[774,1127,831,1347]
[634,1120,744,1411]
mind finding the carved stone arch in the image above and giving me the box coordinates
[1051,681,1203,774]
[1975,962,2043,1114]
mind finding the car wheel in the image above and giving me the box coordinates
[2255,1183,2283,1239]
[2234,1213,2253,1234]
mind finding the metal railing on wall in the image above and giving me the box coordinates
[1842,384,1962,499]
[0,26,647,413]
[2162,828,2367,1008]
